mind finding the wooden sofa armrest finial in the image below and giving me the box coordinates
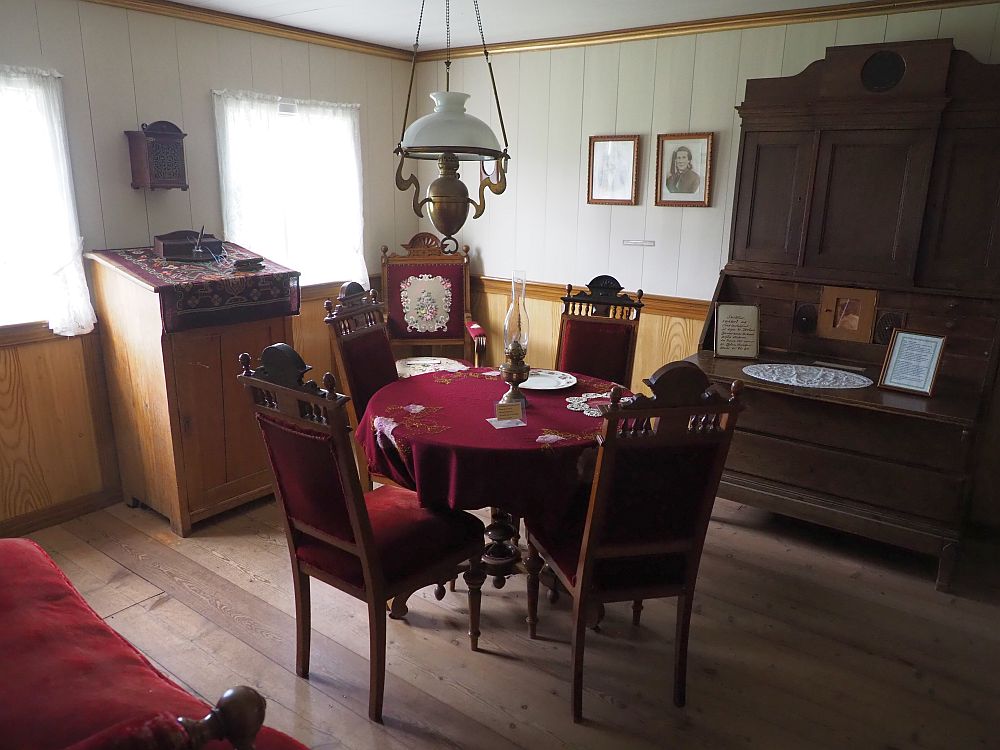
[178,686,266,750]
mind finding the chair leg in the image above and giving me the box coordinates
[367,601,387,722]
[571,596,588,723]
[464,556,487,651]
[292,568,311,678]
[632,599,643,627]
[525,540,543,639]
[674,592,694,708]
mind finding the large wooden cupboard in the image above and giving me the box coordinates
[88,249,299,535]
[696,39,1000,589]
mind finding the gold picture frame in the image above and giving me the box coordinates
[878,329,946,397]
[587,135,640,205]
[817,286,878,343]
[655,132,713,207]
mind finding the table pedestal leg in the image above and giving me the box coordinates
[482,507,521,588]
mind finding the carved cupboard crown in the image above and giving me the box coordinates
[694,39,1000,590]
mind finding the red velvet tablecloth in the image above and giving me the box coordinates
[356,368,621,526]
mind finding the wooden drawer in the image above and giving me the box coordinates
[736,388,968,472]
[726,432,964,524]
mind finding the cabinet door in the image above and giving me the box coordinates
[916,127,1000,293]
[803,129,935,284]
[731,130,815,269]
[171,317,289,515]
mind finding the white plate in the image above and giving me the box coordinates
[520,369,577,390]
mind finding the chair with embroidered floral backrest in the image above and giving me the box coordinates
[523,361,743,721]
[380,232,487,378]
[238,343,486,724]
[555,275,644,388]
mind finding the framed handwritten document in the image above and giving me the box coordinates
[878,330,946,396]
[715,303,760,359]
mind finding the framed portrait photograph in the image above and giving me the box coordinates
[816,286,878,343]
[587,135,640,205]
[655,132,713,207]
[878,330,946,397]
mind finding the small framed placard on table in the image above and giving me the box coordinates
[878,330,946,397]
[715,303,760,359]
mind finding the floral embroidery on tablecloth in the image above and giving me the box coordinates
[383,404,448,434]
[400,274,453,333]
[433,370,502,385]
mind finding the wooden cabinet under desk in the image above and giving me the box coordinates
[87,248,300,535]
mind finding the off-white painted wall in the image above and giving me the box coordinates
[0,0,417,275]
[430,4,1000,300]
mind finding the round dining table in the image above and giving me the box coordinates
[356,367,623,580]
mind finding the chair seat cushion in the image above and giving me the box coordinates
[297,484,484,589]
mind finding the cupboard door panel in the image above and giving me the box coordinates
[804,129,934,282]
[732,131,814,268]
[917,127,1000,292]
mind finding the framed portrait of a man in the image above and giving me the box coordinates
[655,132,713,207]
[587,135,640,205]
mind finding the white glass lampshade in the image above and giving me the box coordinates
[401,91,501,161]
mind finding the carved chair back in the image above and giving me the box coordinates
[237,345,384,593]
[324,282,398,427]
[577,361,742,602]
[380,232,475,363]
[555,275,644,387]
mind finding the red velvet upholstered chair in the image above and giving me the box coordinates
[524,361,743,721]
[555,275,644,387]
[381,232,487,377]
[238,344,487,723]
[324,282,398,432]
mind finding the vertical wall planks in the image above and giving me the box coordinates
[36,0,106,250]
[512,51,551,279]
[781,20,837,76]
[608,39,656,294]
[79,2,149,249]
[939,3,1000,62]
[390,58,419,252]
[575,43,620,280]
[834,16,888,46]
[884,9,941,42]
[281,39,310,99]
[676,30,740,300]
[364,54,397,271]
[643,34,696,297]
[480,52,520,279]
[129,11,193,238]
[540,47,585,286]
[249,33,283,95]
[0,0,42,67]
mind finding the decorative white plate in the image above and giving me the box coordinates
[520,369,578,390]
[742,363,873,389]
[396,357,468,378]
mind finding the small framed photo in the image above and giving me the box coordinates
[879,330,946,397]
[587,135,640,205]
[817,286,878,343]
[715,303,760,359]
[655,132,713,207]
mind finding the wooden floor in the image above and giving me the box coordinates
[28,498,1000,750]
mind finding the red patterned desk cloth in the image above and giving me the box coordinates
[90,245,300,332]
[357,368,621,527]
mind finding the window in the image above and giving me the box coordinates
[0,66,95,335]
[213,90,367,287]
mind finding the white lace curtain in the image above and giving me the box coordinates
[213,89,368,287]
[0,65,95,335]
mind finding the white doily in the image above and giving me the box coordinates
[742,363,873,389]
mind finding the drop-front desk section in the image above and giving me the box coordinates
[690,275,998,591]
[87,248,300,536]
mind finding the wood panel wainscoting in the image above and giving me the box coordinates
[0,328,120,536]
[470,277,710,394]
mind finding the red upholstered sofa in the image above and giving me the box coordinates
[0,538,308,750]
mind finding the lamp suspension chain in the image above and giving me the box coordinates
[398,0,427,145]
[444,0,452,92]
[474,0,508,150]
